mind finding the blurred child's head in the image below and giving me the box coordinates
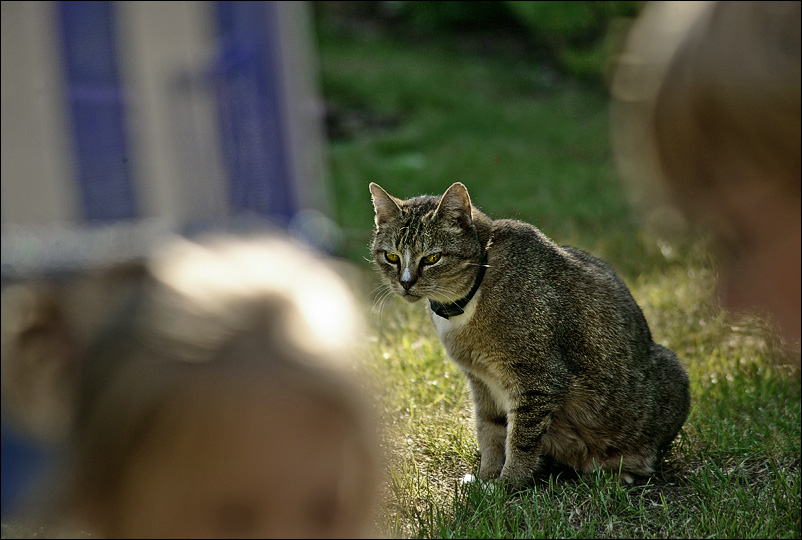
[2,234,378,538]
[612,1,801,342]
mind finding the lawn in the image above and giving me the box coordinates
[316,9,801,539]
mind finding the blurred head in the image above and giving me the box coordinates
[83,350,373,539]
[612,1,801,343]
[1,235,378,538]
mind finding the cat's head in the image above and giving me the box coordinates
[369,182,483,304]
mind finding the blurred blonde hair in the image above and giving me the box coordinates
[69,235,373,511]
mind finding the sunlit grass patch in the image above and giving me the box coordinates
[358,271,800,538]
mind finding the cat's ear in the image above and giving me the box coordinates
[434,182,473,228]
[370,183,402,226]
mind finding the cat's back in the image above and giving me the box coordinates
[486,217,642,304]
[484,218,567,286]
[487,218,624,286]
[483,218,625,305]
[472,216,653,364]
[488,218,555,256]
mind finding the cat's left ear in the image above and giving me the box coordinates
[434,182,473,228]
[369,183,402,226]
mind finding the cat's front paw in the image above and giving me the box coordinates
[477,453,504,481]
[499,463,538,492]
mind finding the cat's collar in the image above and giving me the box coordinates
[429,250,488,320]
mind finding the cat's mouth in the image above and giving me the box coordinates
[398,289,423,302]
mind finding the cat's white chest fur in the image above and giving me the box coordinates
[430,292,479,340]
[430,293,512,411]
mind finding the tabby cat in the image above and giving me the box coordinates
[370,181,690,487]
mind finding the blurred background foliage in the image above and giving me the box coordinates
[505,1,640,80]
[315,1,641,82]
[312,0,653,273]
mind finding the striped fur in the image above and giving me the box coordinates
[370,182,690,488]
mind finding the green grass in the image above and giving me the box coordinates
[317,13,801,539]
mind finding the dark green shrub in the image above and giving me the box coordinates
[382,1,519,32]
[504,1,640,80]
[315,1,640,83]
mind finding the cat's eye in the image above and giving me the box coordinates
[422,252,441,265]
[385,251,400,263]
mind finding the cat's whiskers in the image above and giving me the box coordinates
[369,284,394,314]
[368,282,390,314]
[367,282,390,302]
[369,284,398,336]
[428,284,463,305]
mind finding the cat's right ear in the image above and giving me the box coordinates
[369,183,402,226]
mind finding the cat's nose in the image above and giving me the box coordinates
[400,277,417,290]
[400,267,416,290]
